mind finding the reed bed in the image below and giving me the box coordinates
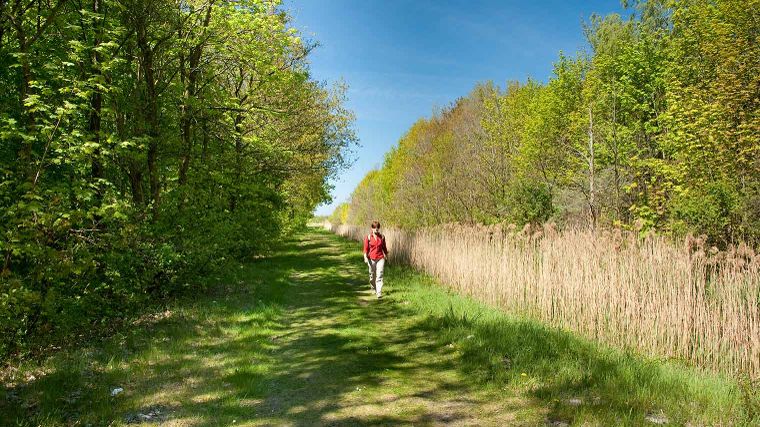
[327,222,760,379]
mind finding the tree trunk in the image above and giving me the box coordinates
[230,113,243,212]
[137,31,160,217]
[128,159,145,206]
[12,0,34,169]
[89,0,104,182]
[201,117,209,162]
[178,3,213,186]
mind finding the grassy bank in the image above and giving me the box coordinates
[0,229,753,425]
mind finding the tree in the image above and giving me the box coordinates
[0,0,356,356]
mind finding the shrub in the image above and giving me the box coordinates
[508,181,555,226]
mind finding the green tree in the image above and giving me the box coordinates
[0,0,356,357]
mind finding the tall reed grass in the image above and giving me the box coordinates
[328,222,760,379]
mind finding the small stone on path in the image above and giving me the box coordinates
[645,412,669,424]
[124,405,168,424]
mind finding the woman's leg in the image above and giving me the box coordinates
[368,259,376,290]
[375,258,385,297]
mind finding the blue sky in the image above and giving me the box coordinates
[286,1,627,216]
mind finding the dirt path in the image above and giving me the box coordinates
[236,230,537,426]
[3,229,542,426]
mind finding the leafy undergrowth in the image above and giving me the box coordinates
[0,229,752,426]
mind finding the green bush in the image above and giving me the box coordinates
[0,188,294,358]
[670,181,738,245]
[508,181,555,226]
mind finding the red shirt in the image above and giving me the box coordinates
[363,233,388,260]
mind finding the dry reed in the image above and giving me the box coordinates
[327,222,760,379]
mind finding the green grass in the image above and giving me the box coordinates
[0,228,753,426]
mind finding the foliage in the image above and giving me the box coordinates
[507,180,555,226]
[328,202,350,225]
[0,0,356,357]
[335,0,759,246]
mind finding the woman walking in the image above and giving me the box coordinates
[363,221,388,299]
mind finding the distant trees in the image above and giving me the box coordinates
[336,0,759,245]
[0,0,355,356]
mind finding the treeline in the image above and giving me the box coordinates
[0,0,355,357]
[333,0,759,244]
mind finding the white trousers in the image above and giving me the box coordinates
[367,258,385,296]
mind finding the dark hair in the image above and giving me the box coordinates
[371,220,381,229]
